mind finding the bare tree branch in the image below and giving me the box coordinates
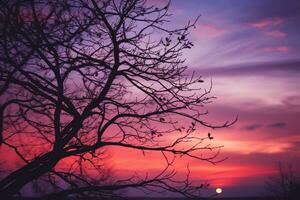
[0,0,235,199]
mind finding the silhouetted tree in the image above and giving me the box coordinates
[0,0,234,199]
[265,163,300,200]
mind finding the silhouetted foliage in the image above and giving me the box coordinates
[265,163,300,200]
[0,0,234,199]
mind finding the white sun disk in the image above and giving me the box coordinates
[216,188,222,194]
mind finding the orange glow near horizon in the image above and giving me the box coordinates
[107,143,279,188]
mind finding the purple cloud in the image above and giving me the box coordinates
[268,122,287,128]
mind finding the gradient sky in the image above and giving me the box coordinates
[1,0,299,198]
[110,0,300,197]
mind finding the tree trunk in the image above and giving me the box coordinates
[0,152,60,198]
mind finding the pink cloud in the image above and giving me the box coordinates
[265,30,287,38]
[251,18,285,29]
[194,23,226,39]
[260,46,289,53]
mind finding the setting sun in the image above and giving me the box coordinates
[216,188,223,194]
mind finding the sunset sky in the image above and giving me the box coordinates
[1,0,299,198]
[110,0,300,197]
